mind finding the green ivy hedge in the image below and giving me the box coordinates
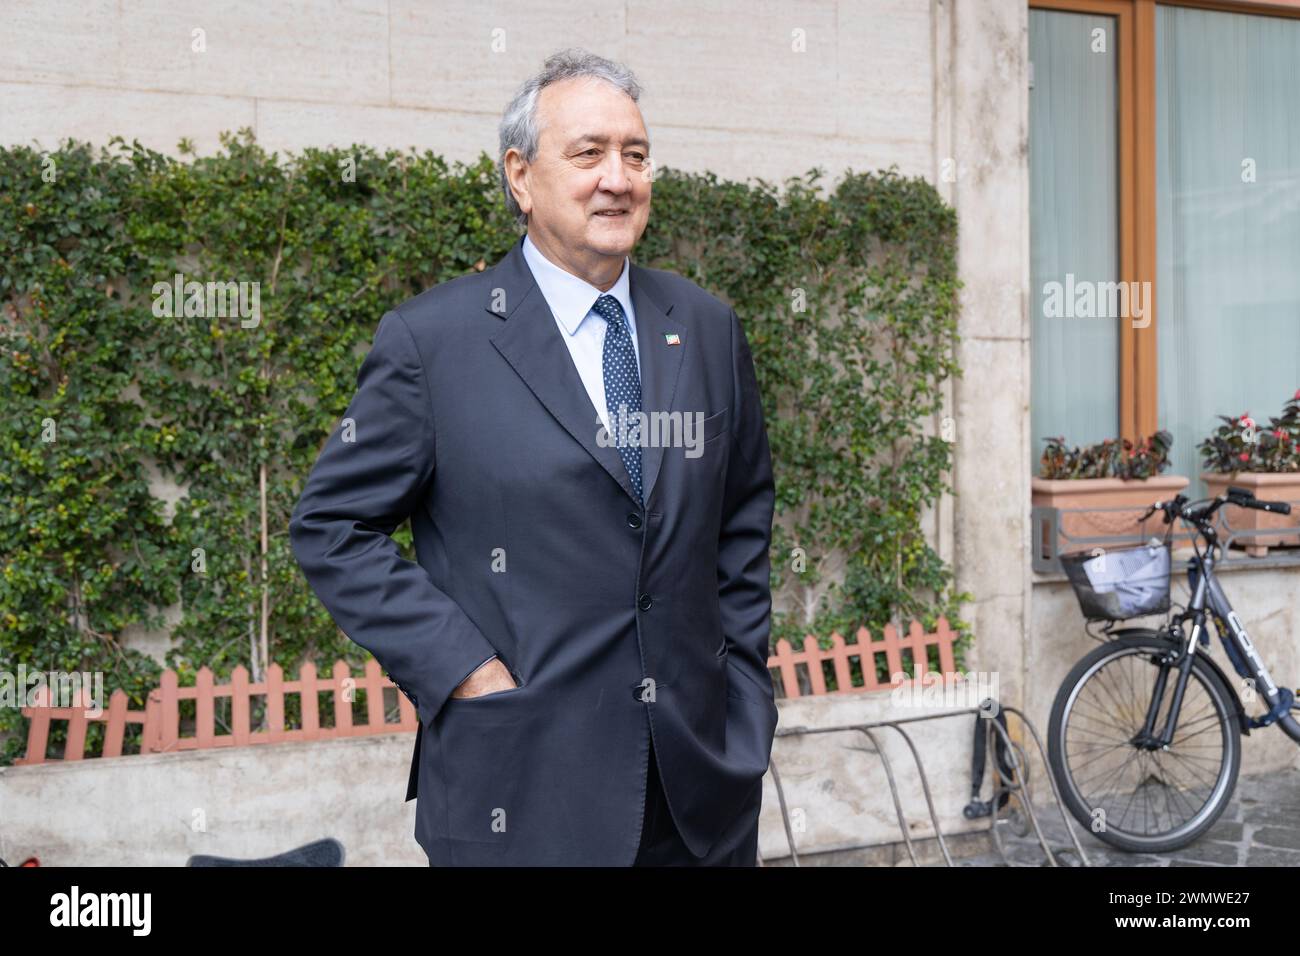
[0,130,968,762]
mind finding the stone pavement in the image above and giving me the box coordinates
[955,767,1300,867]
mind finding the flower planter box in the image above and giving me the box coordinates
[1200,472,1300,556]
[1031,475,1190,558]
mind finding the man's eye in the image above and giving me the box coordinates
[627,153,646,163]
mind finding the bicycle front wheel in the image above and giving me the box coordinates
[1048,632,1242,854]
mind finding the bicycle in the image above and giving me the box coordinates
[1046,484,1299,853]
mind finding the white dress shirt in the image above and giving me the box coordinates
[464,233,643,681]
[521,231,641,436]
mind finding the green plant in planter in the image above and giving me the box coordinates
[1198,391,1300,474]
[1039,430,1173,480]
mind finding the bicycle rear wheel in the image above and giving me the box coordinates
[1048,632,1241,853]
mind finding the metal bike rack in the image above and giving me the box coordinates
[756,700,1092,867]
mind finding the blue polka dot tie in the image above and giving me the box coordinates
[594,294,643,505]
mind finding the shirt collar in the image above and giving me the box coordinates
[521,232,633,336]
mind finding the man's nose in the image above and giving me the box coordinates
[597,151,633,193]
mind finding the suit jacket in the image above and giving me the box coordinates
[289,234,778,865]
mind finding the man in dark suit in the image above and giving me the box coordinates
[289,47,777,866]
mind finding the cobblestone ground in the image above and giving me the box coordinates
[956,767,1300,866]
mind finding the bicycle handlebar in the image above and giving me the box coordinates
[1139,494,1188,525]
[1242,497,1292,515]
[1225,484,1292,515]
[1140,488,1292,527]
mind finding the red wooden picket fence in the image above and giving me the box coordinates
[17,659,418,766]
[770,617,959,699]
[18,617,959,765]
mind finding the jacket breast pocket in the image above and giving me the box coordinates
[701,406,729,443]
[680,407,728,483]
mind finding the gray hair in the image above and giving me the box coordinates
[497,48,645,228]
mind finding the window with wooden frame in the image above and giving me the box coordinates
[1029,0,1300,491]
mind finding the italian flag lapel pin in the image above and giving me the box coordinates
[664,333,680,346]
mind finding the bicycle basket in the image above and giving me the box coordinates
[1059,541,1171,621]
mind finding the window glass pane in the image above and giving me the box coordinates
[1030,9,1121,453]
[1156,6,1300,491]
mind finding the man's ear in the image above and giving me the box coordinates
[504,148,532,217]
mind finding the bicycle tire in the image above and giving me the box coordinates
[1048,632,1242,854]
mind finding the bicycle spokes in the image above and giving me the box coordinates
[1063,649,1229,839]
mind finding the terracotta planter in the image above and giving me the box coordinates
[1031,475,1190,558]
[1200,471,1300,556]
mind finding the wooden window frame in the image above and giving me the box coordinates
[1027,0,1300,442]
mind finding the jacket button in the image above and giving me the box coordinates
[627,512,643,529]
[638,593,653,611]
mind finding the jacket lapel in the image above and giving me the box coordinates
[487,236,684,509]
[629,268,685,509]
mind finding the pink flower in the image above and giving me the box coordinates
[1276,428,1288,439]
[1240,415,1256,429]
[1239,452,1250,462]
[1294,388,1300,400]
